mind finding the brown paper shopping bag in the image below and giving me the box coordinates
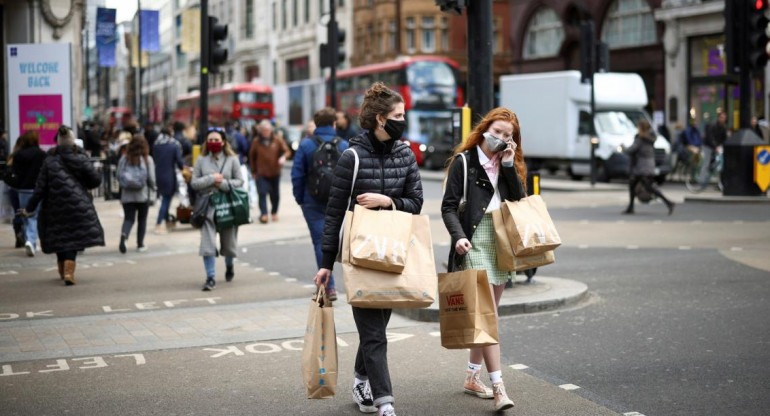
[301,286,338,399]
[438,269,499,349]
[501,195,561,256]
[348,205,413,273]
[492,209,555,271]
[342,214,437,309]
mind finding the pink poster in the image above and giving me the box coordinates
[18,94,63,147]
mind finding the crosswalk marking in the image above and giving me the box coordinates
[559,384,580,391]
[510,364,529,370]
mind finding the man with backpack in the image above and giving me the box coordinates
[291,107,349,301]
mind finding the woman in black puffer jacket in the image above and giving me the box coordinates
[23,126,105,285]
[314,82,423,416]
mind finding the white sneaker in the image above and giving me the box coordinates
[25,241,35,257]
[137,246,148,253]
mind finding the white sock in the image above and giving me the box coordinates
[489,370,503,384]
[379,403,394,415]
[467,362,482,373]
[354,377,366,387]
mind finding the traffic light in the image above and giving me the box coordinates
[208,16,228,74]
[748,0,770,72]
[579,21,594,84]
[335,28,346,65]
[320,43,330,69]
[435,0,466,15]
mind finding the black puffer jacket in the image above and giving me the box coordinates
[320,132,423,269]
[441,146,526,272]
[11,146,47,190]
[25,146,105,254]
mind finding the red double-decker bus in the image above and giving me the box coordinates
[172,83,274,130]
[331,56,463,166]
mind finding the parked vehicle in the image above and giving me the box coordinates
[499,70,671,182]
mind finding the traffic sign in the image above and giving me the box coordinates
[754,146,770,191]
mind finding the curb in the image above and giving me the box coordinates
[684,194,770,204]
[393,276,589,322]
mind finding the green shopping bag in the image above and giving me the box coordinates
[212,189,251,231]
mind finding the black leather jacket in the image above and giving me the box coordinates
[441,146,525,272]
[321,131,423,269]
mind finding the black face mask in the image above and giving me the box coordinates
[383,119,406,141]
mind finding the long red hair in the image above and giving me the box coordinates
[450,107,527,192]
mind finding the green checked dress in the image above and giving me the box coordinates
[461,212,514,285]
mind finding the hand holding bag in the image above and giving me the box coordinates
[492,209,555,271]
[301,285,338,399]
[500,195,561,256]
[438,269,499,349]
[212,188,251,231]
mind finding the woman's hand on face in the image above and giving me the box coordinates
[212,173,224,185]
[314,268,331,286]
[455,238,472,255]
[356,193,392,209]
[501,141,516,164]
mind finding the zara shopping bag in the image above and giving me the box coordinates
[348,204,413,273]
[500,195,561,256]
[438,269,499,349]
[492,209,555,271]
[341,212,437,309]
[301,286,338,399]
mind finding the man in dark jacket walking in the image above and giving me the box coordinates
[291,107,349,300]
[699,111,727,190]
[152,126,184,234]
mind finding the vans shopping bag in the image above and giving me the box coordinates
[492,209,555,271]
[301,286,338,399]
[500,195,561,256]
[438,269,499,349]
[348,204,413,273]
[342,213,437,309]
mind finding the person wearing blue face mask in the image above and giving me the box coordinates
[313,82,423,416]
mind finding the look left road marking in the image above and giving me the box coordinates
[0,354,145,377]
[0,311,54,320]
[102,297,221,313]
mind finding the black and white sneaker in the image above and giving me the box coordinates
[352,381,377,413]
[202,278,216,291]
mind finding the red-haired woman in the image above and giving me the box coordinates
[441,107,527,412]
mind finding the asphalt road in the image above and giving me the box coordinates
[2,174,768,416]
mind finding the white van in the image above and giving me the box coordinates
[499,70,671,181]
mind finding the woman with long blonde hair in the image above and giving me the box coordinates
[441,107,527,412]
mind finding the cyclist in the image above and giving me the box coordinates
[699,111,727,191]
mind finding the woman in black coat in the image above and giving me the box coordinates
[22,126,105,285]
[313,82,423,416]
[623,119,674,215]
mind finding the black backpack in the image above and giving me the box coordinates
[307,136,343,203]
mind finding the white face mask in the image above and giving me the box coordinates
[483,132,507,153]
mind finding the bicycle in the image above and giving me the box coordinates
[670,146,702,189]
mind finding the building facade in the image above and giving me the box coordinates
[655,0,766,134]
[508,0,665,116]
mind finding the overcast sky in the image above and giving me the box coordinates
[105,0,138,24]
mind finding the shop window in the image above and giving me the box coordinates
[523,7,564,59]
[601,0,656,49]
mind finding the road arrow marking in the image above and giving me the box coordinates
[386,332,414,343]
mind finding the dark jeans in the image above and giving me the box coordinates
[156,194,173,225]
[628,176,671,209]
[121,202,150,247]
[301,202,335,289]
[256,175,280,216]
[56,251,78,262]
[352,306,394,407]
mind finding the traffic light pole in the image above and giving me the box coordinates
[466,0,493,122]
[200,0,210,141]
[329,0,337,109]
[137,0,142,125]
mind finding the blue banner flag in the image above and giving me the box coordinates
[140,10,160,52]
[96,7,116,67]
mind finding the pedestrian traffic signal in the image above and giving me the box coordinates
[208,16,228,74]
[319,43,330,69]
[748,0,770,71]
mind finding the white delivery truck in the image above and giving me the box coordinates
[499,70,671,181]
